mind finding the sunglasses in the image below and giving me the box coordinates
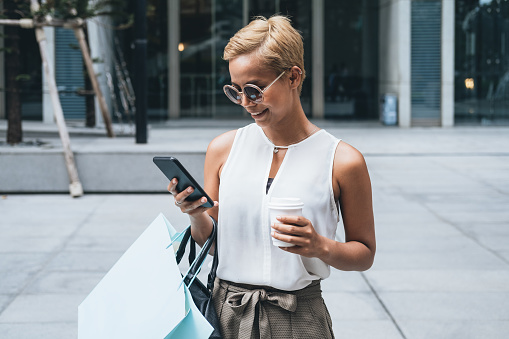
[223,69,288,105]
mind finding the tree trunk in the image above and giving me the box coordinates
[4,3,22,145]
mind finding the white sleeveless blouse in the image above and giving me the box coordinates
[217,123,341,291]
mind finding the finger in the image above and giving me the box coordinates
[271,230,301,246]
[276,215,308,226]
[272,231,310,250]
[167,178,179,195]
[271,222,306,236]
[194,198,219,210]
[189,197,211,210]
[174,186,194,205]
[180,197,216,214]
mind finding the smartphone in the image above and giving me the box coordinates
[153,156,214,208]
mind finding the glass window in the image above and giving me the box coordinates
[279,0,313,114]
[179,0,312,118]
[19,29,42,120]
[146,0,169,120]
[323,0,379,120]
[210,0,245,118]
[455,0,509,124]
[248,0,313,114]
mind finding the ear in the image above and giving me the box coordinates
[289,67,302,89]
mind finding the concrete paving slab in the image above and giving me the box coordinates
[25,271,104,295]
[322,292,390,321]
[374,221,464,237]
[371,247,508,270]
[372,211,445,225]
[371,199,424,213]
[459,223,509,237]
[375,234,482,253]
[397,320,509,339]
[46,251,123,272]
[0,236,64,253]
[331,320,404,339]
[63,235,149,252]
[431,155,509,169]
[500,252,509,262]
[365,270,509,292]
[476,235,509,252]
[0,222,78,238]
[422,198,508,214]
[378,292,509,320]
[321,271,371,293]
[0,294,84,323]
[0,323,76,339]
[0,254,52,294]
[73,220,152,237]
[0,296,12,315]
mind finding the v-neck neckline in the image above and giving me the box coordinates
[256,124,323,150]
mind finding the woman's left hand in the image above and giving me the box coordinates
[271,216,325,258]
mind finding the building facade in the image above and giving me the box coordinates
[1,0,507,127]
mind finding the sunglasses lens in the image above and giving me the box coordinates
[244,87,262,103]
[224,86,241,104]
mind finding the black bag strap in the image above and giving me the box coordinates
[207,217,219,291]
[175,226,192,264]
[175,216,218,291]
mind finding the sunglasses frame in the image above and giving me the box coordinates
[223,69,289,105]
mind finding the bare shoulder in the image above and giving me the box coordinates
[335,141,366,169]
[333,141,370,185]
[205,130,237,173]
[207,129,237,156]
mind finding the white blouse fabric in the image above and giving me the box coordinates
[217,123,341,291]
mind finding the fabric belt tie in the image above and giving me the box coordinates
[226,288,298,339]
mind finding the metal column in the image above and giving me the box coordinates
[168,0,180,119]
[312,0,324,119]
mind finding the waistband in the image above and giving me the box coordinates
[217,278,323,300]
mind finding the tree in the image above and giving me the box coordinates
[3,0,30,145]
[2,0,130,143]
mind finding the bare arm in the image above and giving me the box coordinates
[168,130,236,246]
[272,142,376,271]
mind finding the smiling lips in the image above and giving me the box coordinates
[249,108,268,116]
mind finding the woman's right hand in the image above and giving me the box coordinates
[167,178,217,216]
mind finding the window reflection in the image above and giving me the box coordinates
[323,0,378,120]
[455,0,509,124]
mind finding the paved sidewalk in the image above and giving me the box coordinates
[1,123,509,338]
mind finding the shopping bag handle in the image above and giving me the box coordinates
[175,216,218,291]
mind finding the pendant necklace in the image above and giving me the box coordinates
[270,126,319,154]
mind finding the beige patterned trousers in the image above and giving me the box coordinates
[212,278,335,339]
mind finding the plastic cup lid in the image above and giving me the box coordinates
[268,197,304,208]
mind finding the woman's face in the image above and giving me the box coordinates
[228,53,291,127]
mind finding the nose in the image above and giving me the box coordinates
[240,92,255,107]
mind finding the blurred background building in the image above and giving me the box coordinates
[0,0,507,127]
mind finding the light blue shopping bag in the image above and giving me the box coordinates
[78,213,213,339]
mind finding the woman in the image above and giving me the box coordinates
[168,15,375,339]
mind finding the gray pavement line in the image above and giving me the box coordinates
[0,197,106,318]
[430,157,509,196]
[421,202,509,266]
[359,272,407,339]
[333,234,406,338]
[414,158,509,264]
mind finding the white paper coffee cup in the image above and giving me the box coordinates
[268,197,304,247]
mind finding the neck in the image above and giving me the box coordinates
[263,113,315,147]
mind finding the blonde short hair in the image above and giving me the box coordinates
[223,15,306,94]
